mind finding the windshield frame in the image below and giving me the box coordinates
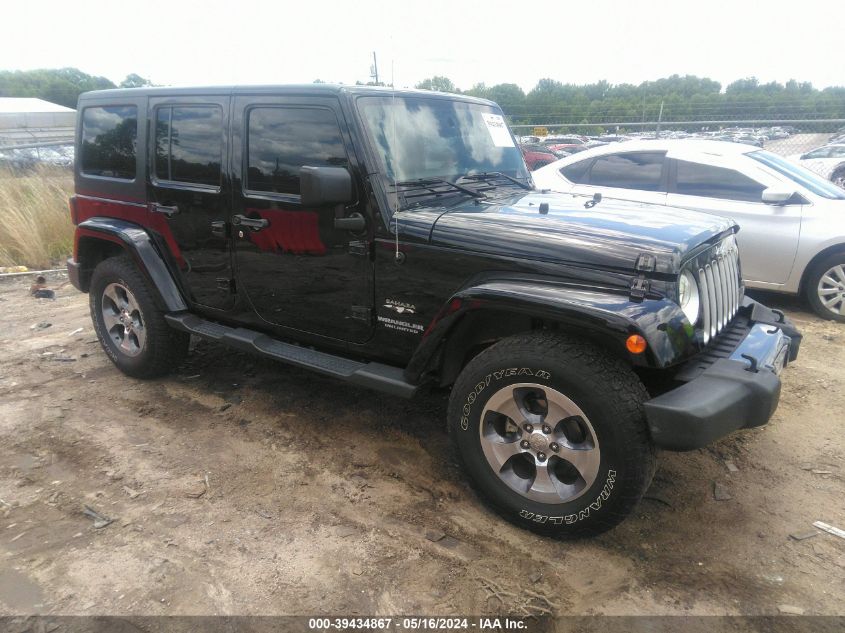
[748,149,845,200]
[353,93,530,215]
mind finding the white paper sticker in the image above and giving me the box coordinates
[482,113,515,148]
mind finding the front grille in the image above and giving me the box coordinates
[695,241,743,343]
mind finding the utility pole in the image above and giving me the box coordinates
[655,100,664,139]
[370,52,379,86]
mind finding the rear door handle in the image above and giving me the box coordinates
[150,203,179,217]
[232,214,269,230]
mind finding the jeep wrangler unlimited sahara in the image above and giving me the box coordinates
[67,85,800,537]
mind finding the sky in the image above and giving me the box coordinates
[2,0,842,92]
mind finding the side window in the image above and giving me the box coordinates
[560,159,592,184]
[246,107,347,196]
[80,105,137,179]
[155,106,223,187]
[675,160,766,202]
[587,152,665,191]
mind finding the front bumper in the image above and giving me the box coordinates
[644,297,801,451]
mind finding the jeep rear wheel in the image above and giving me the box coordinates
[447,332,656,538]
[90,256,189,378]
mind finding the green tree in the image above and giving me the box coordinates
[0,67,116,107]
[415,76,459,93]
[119,73,154,88]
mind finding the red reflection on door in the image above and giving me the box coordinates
[246,210,326,256]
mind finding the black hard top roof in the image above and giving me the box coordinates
[78,84,496,106]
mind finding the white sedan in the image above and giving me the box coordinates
[789,144,845,188]
[532,139,845,321]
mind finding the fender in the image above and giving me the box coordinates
[71,217,188,312]
[404,277,694,384]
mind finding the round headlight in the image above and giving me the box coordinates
[679,270,700,324]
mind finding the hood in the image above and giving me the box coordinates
[420,191,736,275]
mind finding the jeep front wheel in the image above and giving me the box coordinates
[447,332,656,538]
[90,255,189,378]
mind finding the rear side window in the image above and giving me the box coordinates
[675,160,765,202]
[155,106,223,187]
[560,159,592,184]
[246,107,347,196]
[80,106,137,179]
[587,152,665,191]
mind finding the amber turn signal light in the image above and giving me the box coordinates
[626,334,647,354]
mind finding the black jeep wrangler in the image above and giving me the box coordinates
[67,85,800,537]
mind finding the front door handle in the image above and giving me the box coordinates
[232,214,269,230]
[334,212,366,232]
[150,203,179,217]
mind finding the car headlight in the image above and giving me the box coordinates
[679,270,701,324]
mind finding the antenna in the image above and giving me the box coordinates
[370,51,379,86]
[389,58,402,263]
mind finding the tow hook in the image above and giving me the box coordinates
[741,353,760,373]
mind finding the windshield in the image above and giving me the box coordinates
[357,95,529,203]
[749,150,845,200]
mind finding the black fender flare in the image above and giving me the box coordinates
[404,278,693,384]
[74,217,187,312]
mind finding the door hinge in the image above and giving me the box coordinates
[630,275,650,302]
[351,306,372,321]
[210,220,228,237]
[348,240,369,257]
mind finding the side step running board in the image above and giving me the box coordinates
[165,313,418,399]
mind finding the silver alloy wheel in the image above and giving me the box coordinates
[479,382,601,504]
[833,171,845,189]
[817,264,845,316]
[101,282,146,357]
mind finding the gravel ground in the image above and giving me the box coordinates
[0,273,843,617]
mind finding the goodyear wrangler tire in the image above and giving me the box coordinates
[90,255,189,378]
[447,332,656,538]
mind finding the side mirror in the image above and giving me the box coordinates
[300,166,353,206]
[761,187,795,205]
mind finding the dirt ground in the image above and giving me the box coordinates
[0,272,842,618]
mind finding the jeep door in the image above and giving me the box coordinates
[148,96,234,310]
[231,95,373,343]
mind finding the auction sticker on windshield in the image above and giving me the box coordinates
[482,113,515,147]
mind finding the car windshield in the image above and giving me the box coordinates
[357,95,529,209]
[749,150,845,200]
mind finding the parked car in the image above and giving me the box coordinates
[789,144,845,188]
[67,86,799,538]
[533,139,845,321]
[519,144,561,170]
[542,136,588,154]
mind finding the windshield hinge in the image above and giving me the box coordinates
[630,275,650,302]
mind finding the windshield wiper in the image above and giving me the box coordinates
[391,178,486,207]
[456,172,532,190]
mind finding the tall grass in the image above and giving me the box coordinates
[0,166,74,269]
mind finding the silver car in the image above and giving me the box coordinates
[532,140,845,321]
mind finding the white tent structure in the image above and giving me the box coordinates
[0,98,75,148]
[0,97,75,129]
[0,98,75,164]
